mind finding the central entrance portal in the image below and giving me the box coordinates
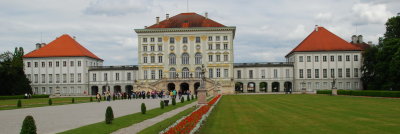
[180,83,189,95]
[167,83,175,91]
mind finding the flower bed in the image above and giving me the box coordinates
[162,95,221,134]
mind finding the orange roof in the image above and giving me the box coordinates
[146,12,225,29]
[23,34,102,60]
[286,27,362,57]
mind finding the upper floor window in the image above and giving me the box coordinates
[70,61,74,67]
[223,36,228,40]
[338,55,342,61]
[216,44,220,50]
[299,56,303,62]
[78,61,81,67]
[41,62,45,67]
[330,56,334,61]
[216,55,221,62]
[143,38,147,43]
[274,69,278,78]
[249,70,253,79]
[237,70,241,79]
[56,61,59,67]
[208,36,212,41]
[195,37,201,43]
[150,37,155,42]
[143,46,147,51]
[299,69,304,78]
[307,56,311,62]
[346,55,350,61]
[208,55,213,62]
[143,56,148,63]
[216,36,220,41]
[151,56,155,63]
[208,44,213,50]
[150,46,155,51]
[116,73,120,81]
[195,53,202,64]
[158,45,162,51]
[224,55,228,61]
[182,53,189,64]
[63,61,67,67]
[158,37,162,42]
[315,56,319,62]
[323,56,327,62]
[224,44,228,50]
[354,55,358,61]
[48,62,52,67]
[169,37,175,44]
[158,56,163,63]
[34,62,38,67]
[183,37,188,44]
[127,72,131,80]
[27,62,31,67]
[169,53,176,65]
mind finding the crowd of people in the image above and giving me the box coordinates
[95,89,193,102]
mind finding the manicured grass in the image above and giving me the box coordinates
[58,100,195,134]
[199,94,400,134]
[0,97,92,110]
[138,106,197,134]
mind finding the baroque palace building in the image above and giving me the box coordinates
[22,12,369,96]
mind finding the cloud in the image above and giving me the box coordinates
[315,12,333,22]
[351,2,392,25]
[84,0,154,16]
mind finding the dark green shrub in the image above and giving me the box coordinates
[20,115,36,134]
[48,99,52,105]
[105,106,114,124]
[0,95,49,100]
[160,101,164,109]
[141,103,146,114]
[90,97,93,102]
[195,95,197,99]
[181,97,184,103]
[191,95,194,100]
[336,90,400,97]
[17,99,22,108]
[172,98,176,106]
[316,90,332,95]
[71,98,75,103]
[112,95,116,101]
[187,95,190,101]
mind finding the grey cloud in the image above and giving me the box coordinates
[84,0,155,16]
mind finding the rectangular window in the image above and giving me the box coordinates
[208,36,212,41]
[208,44,213,50]
[70,61,73,67]
[34,74,38,83]
[48,62,52,67]
[144,70,148,79]
[209,68,213,78]
[63,61,67,67]
[323,56,327,62]
[208,55,213,62]
[299,69,304,78]
[70,73,74,83]
[56,74,60,83]
[150,46,155,51]
[151,70,155,80]
[151,56,155,63]
[307,56,311,62]
[143,38,147,43]
[354,68,359,77]
[216,68,221,78]
[346,68,350,78]
[224,69,228,78]
[63,74,67,83]
[78,61,81,67]
[299,56,303,62]
[307,69,311,78]
[116,73,120,81]
[216,44,220,50]
[323,69,327,78]
[158,37,162,42]
[249,70,253,79]
[338,55,342,61]
[159,70,163,79]
[78,73,81,82]
[195,37,201,43]
[143,57,148,63]
[143,46,147,51]
[41,74,45,83]
[48,74,52,83]
[41,62,45,67]
[104,73,108,81]
[346,55,350,61]
[224,44,228,50]
[330,56,334,61]
[216,55,221,62]
[27,74,31,82]
[315,69,319,78]
[158,45,162,51]
[237,70,241,79]
[158,56,163,63]
[315,56,319,62]
[330,69,335,78]
[286,69,290,78]
[183,37,188,43]
[354,55,358,61]
[261,70,266,78]
[27,62,31,67]
[355,82,359,89]
[274,69,278,78]
[216,36,220,41]
[338,68,343,78]
[223,36,228,40]
[169,37,175,44]
[34,62,38,67]
[224,55,228,61]
[92,74,96,82]
[127,72,131,80]
[150,37,155,42]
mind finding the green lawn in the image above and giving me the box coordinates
[59,99,196,134]
[199,94,400,134]
[138,106,197,134]
[0,97,92,110]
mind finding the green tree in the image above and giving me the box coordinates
[141,103,146,114]
[20,115,36,134]
[105,106,114,124]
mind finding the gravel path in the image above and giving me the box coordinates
[112,101,197,134]
[0,98,166,134]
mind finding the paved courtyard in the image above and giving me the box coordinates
[0,98,166,134]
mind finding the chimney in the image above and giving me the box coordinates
[357,35,363,43]
[73,36,76,40]
[205,12,208,19]
[35,43,41,50]
[40,43,46,48]
[368,41,372,45]
[156,17,160,24]
[166,14,169,20]
[315,25,319,31]
[144,26,148,28]
[351,35,357,43]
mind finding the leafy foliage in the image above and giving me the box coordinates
[17,99,22,108]
[20,115,36,134]
[105,106,114,124]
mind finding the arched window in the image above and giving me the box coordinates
[195,53,202,64]
[195,67,202,78]
[182,53,189,64]
[169,68,176,79]
[182,67,189,78]
[169,53,176,65]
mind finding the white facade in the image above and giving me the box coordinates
[286,51,362,92]
[23,57,103,95]
[88,66,138,95]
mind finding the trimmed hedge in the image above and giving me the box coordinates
[105,106,114,124]
[20,115,37,134]
[317,90,400,97]
[0,95,50,100]
[141,103,146,114]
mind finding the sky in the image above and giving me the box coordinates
[0,0,398,65]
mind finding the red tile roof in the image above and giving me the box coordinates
[146,12,225,29]
[23,34,102,60]
[351,42,371,50]
[286,27,362,57]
